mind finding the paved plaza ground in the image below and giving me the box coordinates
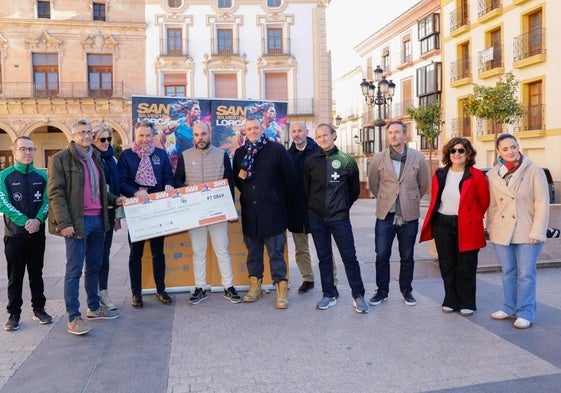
[0,198,560,393]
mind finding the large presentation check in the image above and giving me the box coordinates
[123,179,237,242]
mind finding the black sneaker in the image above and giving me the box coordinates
[4,314,20,331]
[403,292,417,306]
[189,287,208,305]
[223,286,242,303]
[297,281,314,294]
[33,309,53,325]
[369,291,388,306]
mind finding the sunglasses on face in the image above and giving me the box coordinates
[98,137,112,143]
[449,148,466,154]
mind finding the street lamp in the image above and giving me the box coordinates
[335,114,342,128]
[360,65,396,152]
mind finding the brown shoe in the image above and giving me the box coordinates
[243,277,262,302]
[297,281,314,294]
[275,281,288,309]
[131,295,143,309]
[156,291,172,305]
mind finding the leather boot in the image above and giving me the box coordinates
[243,276,262,302]
[275,281,288,309]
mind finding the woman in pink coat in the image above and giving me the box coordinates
[420,137,489,315]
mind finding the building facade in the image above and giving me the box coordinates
[441,0,560,196]
[144,0,332,146]
[336,0,442,179]
[0,0,332,168]
[0,0,146,168]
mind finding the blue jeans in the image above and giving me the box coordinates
[64,215,105,322]
[375,213,418,295]
[309,218,365,299]
[243,233,287,284]
[493,242,543,322]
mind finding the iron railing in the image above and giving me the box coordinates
[513,28,546,62]
[450,4,469,33]
[286,98,314,116]
[0,82,125,99]
[478,0,501,18]
[450,117,472,137]
[478,45,503,73]
[160,38,189,57]
[262,38,291,56]
[450,57,471,82]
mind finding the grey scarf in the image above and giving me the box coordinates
[389,146,407,226]
[72,142,100,202]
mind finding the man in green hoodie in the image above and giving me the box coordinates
[0,136,51,331]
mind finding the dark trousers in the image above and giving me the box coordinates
[432,212,479,310]
[243,233,287,284]
[375,213,418,295]
[4,233,46,315]
[99,208,116,290]
[309,217,365,299]
[128,235,166,296]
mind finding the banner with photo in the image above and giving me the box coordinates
[130,95,289,292]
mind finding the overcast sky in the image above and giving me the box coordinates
[326,0,421,79]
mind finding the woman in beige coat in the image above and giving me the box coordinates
[487,134,549,329]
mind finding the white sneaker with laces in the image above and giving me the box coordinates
[99,290,117,310]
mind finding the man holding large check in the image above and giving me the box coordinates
[118,119,175,309]
[173,121,241,305]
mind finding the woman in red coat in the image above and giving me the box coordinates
[420,137,489,315]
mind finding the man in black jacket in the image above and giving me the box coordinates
[304,123,368,314]
[233,118,296,309]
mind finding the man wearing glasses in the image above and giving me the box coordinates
[0,137,51,331]
[367,120,429,307]
[48,119,122,335]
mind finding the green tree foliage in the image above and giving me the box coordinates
[407,100,443,172]
[463,72,525,160]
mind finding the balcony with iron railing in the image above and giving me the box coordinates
[513,28,546,63]
[478,45,503,75]
[475,118,506,136]
[450,117,472,138]
[286,98,314,116]
[513,104,545,132]
[160,38,189,57]
[478,0,501,19]
[211,38,240,56]
[262,38,291,56]
[450,57,471,83]
[393,100,415,118]
[450,4,469,34]
[0,82,125,99]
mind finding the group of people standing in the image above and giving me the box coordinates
[0,116,549,335]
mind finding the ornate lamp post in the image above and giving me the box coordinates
[360,65,396,152]
[335,114,342,128]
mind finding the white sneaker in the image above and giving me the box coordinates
[99,290,117,310]
[514,318,531,329]
[442,306,454,313]
[490,310,514,320]
[460,309,474,316]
